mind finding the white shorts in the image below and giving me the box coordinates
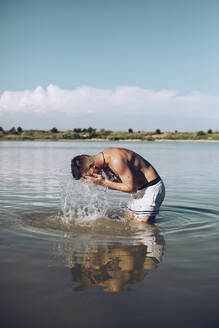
[127,179,165,217]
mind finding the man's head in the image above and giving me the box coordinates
[71,155,93,180]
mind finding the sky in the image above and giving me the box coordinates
[0,0,219,131]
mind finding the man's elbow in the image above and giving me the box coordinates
[125,184,138,193]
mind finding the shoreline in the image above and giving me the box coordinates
[1,129,219,143]
[1,138,219,143]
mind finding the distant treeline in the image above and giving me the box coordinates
[0,126,219,141]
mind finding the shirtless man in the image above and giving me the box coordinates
[71,147,165,222]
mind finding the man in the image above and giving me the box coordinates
[71,147,165,222]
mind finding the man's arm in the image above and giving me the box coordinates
[84,157,137,193]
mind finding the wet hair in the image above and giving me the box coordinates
[71,155,93,180]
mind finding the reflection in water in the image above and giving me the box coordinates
[56,224,165,292]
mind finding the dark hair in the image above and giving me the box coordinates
[71,155,92,180]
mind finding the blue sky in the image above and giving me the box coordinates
[0,0,219,130]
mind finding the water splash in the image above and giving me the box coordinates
[61,180,109,224]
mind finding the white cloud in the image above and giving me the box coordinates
[0,85,219,130]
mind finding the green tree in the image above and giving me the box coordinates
[8,127,17,135]
[207,129,213,134]
[87,126,96,133]
[155,129,161,134]
[128,128,133,133]
[17,126,23,134]
[196,130,206,136]
[51,127,59,133]
[73,128,82,133]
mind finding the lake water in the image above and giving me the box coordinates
[0,141,219,328]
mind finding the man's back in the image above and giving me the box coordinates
[102,147,159,189]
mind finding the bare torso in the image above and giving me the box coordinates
[102,147,159,190]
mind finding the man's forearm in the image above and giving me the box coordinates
[102,178,136,193]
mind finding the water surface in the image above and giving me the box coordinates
[0,141,219,328]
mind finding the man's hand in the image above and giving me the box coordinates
[84,173,105,186]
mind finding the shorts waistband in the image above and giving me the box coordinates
[138,176,161,190]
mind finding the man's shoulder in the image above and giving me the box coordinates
[104,147,131,153]
[104,148,135,163]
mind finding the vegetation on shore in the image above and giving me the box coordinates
[0,126,219,141]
